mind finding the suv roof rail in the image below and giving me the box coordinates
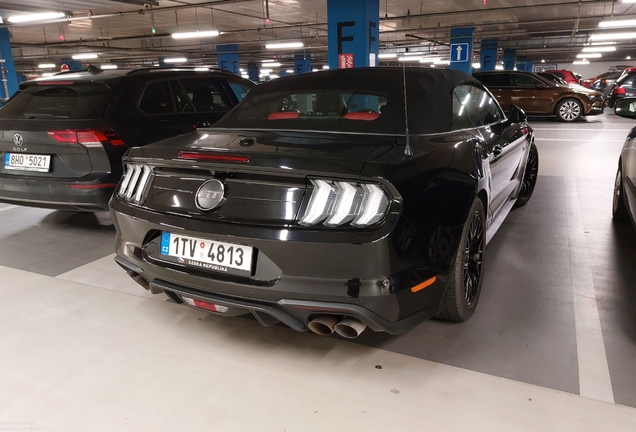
[126,66,231,75]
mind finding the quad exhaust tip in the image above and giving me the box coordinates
[308,315,367,338]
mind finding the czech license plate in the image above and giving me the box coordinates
[160,231,253,276]
[4,153,51,172]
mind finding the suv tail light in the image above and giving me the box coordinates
[299,179,391,228]
[47,129,125,148]
[615,86,627,96]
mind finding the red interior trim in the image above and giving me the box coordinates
[268,112,300,120]
[344,112,381,121]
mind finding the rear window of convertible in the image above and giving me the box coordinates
[231,90,388,122]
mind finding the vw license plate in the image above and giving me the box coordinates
[4,153,51,172]
[160,231,253,276]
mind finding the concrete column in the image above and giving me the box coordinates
[449,27,474,75]
[503,49,516,71]
[480,40,497,71]
[327,0,379,69]
[217,44,240,74]
[294,52,312,74]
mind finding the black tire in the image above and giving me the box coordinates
[613,164,630,221]
[514,142,539,208]
[438,198,486,322]
[555,98,583,122]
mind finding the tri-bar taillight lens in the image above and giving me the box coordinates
[117,163,153,204]
[47,129,125,148]
[299,179,390,228]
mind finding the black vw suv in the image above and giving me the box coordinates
[0,67,253,210]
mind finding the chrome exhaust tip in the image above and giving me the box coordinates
[307,315,340,336]
[334,317,367,339]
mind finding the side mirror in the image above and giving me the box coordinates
[614,98,636,119]
[508,104,527,123]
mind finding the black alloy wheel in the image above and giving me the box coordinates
[514,142,539,208]
[438,198,486,322]
[613,164,630,221]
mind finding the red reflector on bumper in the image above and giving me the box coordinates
[178,152,250,163]
[182,297,229,313]
[69,183,117,189]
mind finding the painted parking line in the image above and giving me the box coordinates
[565,176,614,403]
[0,205,17,213]
[534,138,625,142]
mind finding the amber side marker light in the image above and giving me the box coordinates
[178,152,251,163]
[410,276,437,293]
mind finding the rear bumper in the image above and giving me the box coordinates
[110,203,455,334]
[0,175,115,210]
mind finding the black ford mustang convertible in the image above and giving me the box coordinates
[110,68,538,338]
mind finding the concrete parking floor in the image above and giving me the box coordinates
[1,112,635,431]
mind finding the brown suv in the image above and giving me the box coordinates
[473,71,604,122]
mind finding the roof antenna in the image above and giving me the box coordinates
[402,62,413,157]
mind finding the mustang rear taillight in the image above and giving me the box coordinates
[178,152,250,163]
[182,297,228,313]
[117,163,154,204]
[300,179,390,228]
[47,129,125,148]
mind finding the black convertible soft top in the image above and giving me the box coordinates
[216,67,481,135]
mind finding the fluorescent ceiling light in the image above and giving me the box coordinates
[398,56,422,62]
[599,19,636,28]
[582,46,616,52]
[419,57,441,63]
[495,65,504,70]
[472,62,481,68]
[72,53,98,60]
[8,12,65,24]
[590,32,636,40]
[623,0,636,3]
[101,64,117,70]
[265,41,304,49]
[261,59,276,63]
[434,60,451,65]
[194,67,209,71]
[404,52,423,56]
[164,57,187,63]
[38,63,55,68]
[260,68,273,74]
[265,62,281,67]
[172,30,219,39]
[577,53,602,58]
[269,74,279,79]
[285,69,294,73]
[591,41,616,45]
[322,65,329,69]
[41,73,55,77]
[628,56,633,59]
[573,60,590,65]
[378,53,397,59]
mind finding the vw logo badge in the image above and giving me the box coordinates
[195,179,225,211]
[13,133,23,147]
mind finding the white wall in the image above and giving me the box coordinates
[555,61,636,79]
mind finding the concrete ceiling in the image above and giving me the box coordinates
[2,0,636,74]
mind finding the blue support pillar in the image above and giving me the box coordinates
[503,49,516,71]
[247,61,259,82]
[217,44,240,74]
[480,39,497,71]
[449,27,474,75]
[294,52,312,74]
[515,56,526,72]
[525,61,534,72]
[0,28,17,98]
[327,0,379,69]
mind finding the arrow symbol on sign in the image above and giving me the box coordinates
[456,45,463,60]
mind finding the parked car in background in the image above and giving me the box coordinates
[582,70,622,90]
[537,72,569,85]
[550,69,582,85]
[612,97,636,225]
[608,67,636,107]
[474,70,604,121]
[110,68,538,338]
[592,71,623,98]
[0,67,254,210]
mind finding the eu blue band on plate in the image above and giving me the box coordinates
[161,231,171,255]
[5,154,9,164]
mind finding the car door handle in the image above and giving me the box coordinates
[493,145,504,156]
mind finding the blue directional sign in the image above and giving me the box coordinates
[450,43,469,62]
